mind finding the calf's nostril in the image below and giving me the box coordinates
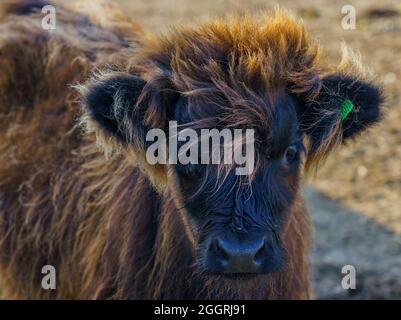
[210,239,229,262]
[253,238,268,264]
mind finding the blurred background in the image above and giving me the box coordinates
[111,0,401,299]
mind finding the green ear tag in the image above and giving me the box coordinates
[340,99,354,121]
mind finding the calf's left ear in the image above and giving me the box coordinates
[299,72,384,165]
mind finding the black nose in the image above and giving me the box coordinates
[207,236,267,274]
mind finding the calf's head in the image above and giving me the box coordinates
[82,12,383,279]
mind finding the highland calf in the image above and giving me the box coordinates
[0,0,383,299]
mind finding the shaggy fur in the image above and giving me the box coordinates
[0,0,383,299]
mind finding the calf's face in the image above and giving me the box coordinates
[170,94,302,276]
[82,14,383,279]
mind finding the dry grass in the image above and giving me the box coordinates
[114,0,401,233]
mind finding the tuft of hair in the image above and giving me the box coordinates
[140,8,322,98]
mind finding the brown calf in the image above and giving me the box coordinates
[0,0,383,299]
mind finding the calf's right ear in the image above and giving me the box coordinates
[84,74,148,144]
[83,72,177,151]
[81,72,178,189]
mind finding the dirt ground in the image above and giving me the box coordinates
[306,187,401,299]
[113,0,401,299]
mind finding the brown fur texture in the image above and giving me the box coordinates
[0,0,379,299]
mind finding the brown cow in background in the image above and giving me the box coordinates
[0,0,383,299]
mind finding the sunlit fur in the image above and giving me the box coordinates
[0,0,382,299]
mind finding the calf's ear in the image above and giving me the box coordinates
[84,74,147,143]
[299,72,384,167]
[81,72,178,189]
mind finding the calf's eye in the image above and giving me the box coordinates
[284,144,298,164]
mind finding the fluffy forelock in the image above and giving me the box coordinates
[140,9,322,103]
